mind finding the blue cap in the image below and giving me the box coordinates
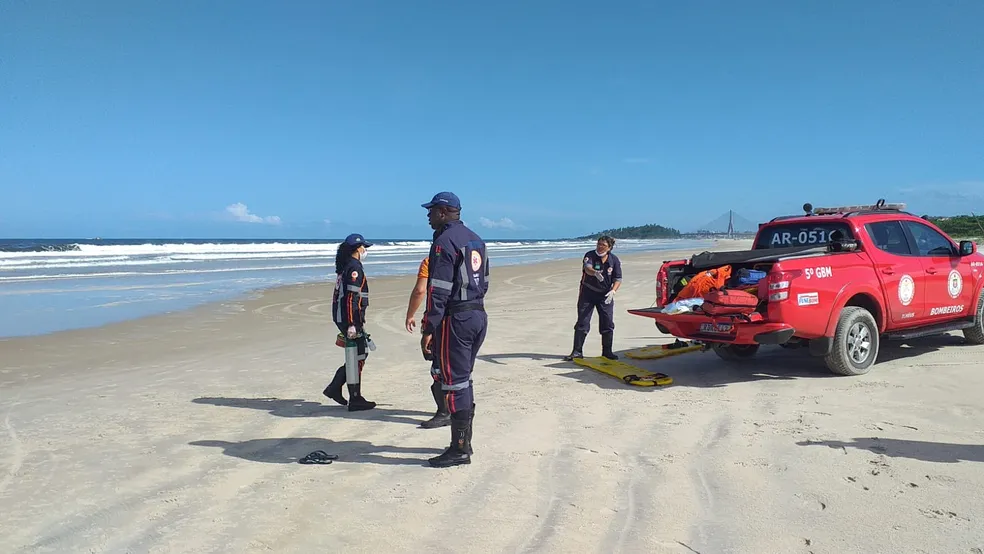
[422,191,461,210]
[343,233,372,247]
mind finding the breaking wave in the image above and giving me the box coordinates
[0,238,687,282]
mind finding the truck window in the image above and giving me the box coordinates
[865,221,912,256]
[754,222,854,249]
[904,220,957,257]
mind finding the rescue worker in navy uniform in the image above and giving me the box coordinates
[323,233,377,411]
[419,192,489,467]
[564,235,622,361]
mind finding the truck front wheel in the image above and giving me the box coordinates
[825,306,879,376]
[964,293,984,345]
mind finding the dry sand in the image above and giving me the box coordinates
[2,240,983,553]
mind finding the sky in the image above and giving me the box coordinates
[1,0,983,240]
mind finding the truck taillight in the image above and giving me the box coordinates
[765,270,801,302]
[656,267,667,305]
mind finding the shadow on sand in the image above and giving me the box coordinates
[478,353,567,365]
[191,396,434,426]
[797,437,984,464]
[189,437,444,466]
[479,333,976,391]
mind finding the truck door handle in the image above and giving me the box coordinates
[881,268,894,275]
[926,268,938,274]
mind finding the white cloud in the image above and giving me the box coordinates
[225,203,281,225]
[323,218,332,226]
[479,216,522,230]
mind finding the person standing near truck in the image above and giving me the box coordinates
[405,255,451,429]
[564,235,622,361]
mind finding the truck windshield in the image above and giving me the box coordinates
[754,222,855,249]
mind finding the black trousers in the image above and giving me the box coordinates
[575,287,614,335]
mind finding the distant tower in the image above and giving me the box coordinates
[727,210,735,238]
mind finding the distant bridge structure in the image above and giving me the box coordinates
[687,210,760,238]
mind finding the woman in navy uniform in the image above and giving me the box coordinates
[323,233,376,411]
[564,235,622,361]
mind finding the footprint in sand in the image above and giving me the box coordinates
[919,508,970,522]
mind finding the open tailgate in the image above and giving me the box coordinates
[627,307,795,345]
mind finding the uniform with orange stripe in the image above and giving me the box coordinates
[420,192,489,468]
[323,233,376,411]
[405,256,452,429]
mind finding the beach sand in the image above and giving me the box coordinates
[2,240,983,553]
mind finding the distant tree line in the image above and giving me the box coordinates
[928,215,984,238]
[575,223,682,240]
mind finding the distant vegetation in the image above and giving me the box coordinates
[575,224,682,240]
[929,215,984,238]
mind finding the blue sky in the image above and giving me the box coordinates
[1,1,982,240]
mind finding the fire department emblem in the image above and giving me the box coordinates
[948,270,963,299]
[898,274,914,306]
[471,250,483,272]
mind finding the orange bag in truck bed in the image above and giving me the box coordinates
[675,265,732,301]
[701,289,759,316]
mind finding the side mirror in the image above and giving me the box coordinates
[960,240,976,256]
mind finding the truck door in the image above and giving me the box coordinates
[863,221,924,325]
[902,220,975,321]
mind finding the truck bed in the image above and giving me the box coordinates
[628,307,796,344]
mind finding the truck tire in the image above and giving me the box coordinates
[964,293,984,345]
[711,343,760,361]
[824,306,879,376]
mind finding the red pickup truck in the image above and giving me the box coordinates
[629,201,984,376]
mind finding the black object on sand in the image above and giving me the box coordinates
[299,450,338,464]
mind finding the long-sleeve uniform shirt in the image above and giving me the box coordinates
[332,257,370,329]
[422,220,490,335]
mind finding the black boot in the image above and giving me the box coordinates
[563,330,587,361]
[429,411,471,467]
[420,381,451,429]
[464,403,475,455]
[322,366,347,406]
[347,383,376,411]
[602,332,618,360]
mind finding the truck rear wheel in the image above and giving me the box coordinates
[711,343,760,361]
[964,293,984,345]
[825,306,879,376]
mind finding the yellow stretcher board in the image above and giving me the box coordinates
[625,342,703,360]
[573,356,674,387]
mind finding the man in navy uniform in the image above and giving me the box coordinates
[420,192,489,468]
[564,235,622,361]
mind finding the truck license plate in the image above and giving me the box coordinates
[700,322,733,334]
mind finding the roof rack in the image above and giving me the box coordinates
[768,199,909,223]
[812,199,906,215]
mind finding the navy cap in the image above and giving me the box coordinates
[343,233,372,247]
[422,191,461,210]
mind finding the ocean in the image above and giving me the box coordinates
[0,237,714,338]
